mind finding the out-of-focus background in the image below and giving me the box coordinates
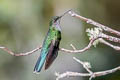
[0,0,120,80]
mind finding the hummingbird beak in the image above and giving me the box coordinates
[59,9,72,19]
[55,9,72,23]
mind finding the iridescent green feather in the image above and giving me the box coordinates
[34,18,61,73]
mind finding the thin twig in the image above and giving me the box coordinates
[70,44,77,50]
[86,26,120,50]
[55,71,90,80]
[0,45,42,56]
[100,33,120,43]
[68,11,120,36]
[55,57,120,80]
[60,38,98,53]
[99,39,120,51]
[73,57,93,74]
[73,57,95,80]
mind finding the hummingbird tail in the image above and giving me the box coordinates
[33,53,47,74]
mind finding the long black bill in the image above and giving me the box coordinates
[55,9,72,23]
[59,9,72,18]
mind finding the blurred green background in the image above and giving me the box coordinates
[0,0,120,80]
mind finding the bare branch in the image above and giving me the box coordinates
[99,39,120,51]
[73,57,93,74]
[55,57,120,80]
[73,57,95,80]
[100,33,120,43]
[55,71,91,80]
[70,44,77,50]
[0,37,98,56]
[60,38,98,53]
[86,27,120,50]
[0,45,42,56]
[68,11,120,36]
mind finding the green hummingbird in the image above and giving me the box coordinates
[34,10,71,73]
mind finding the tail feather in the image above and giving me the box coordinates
[34,53,47,73]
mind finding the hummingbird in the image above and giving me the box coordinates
[34,10,71,73]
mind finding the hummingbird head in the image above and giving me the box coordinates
[49,16,61,26]
[49,9,72,26]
